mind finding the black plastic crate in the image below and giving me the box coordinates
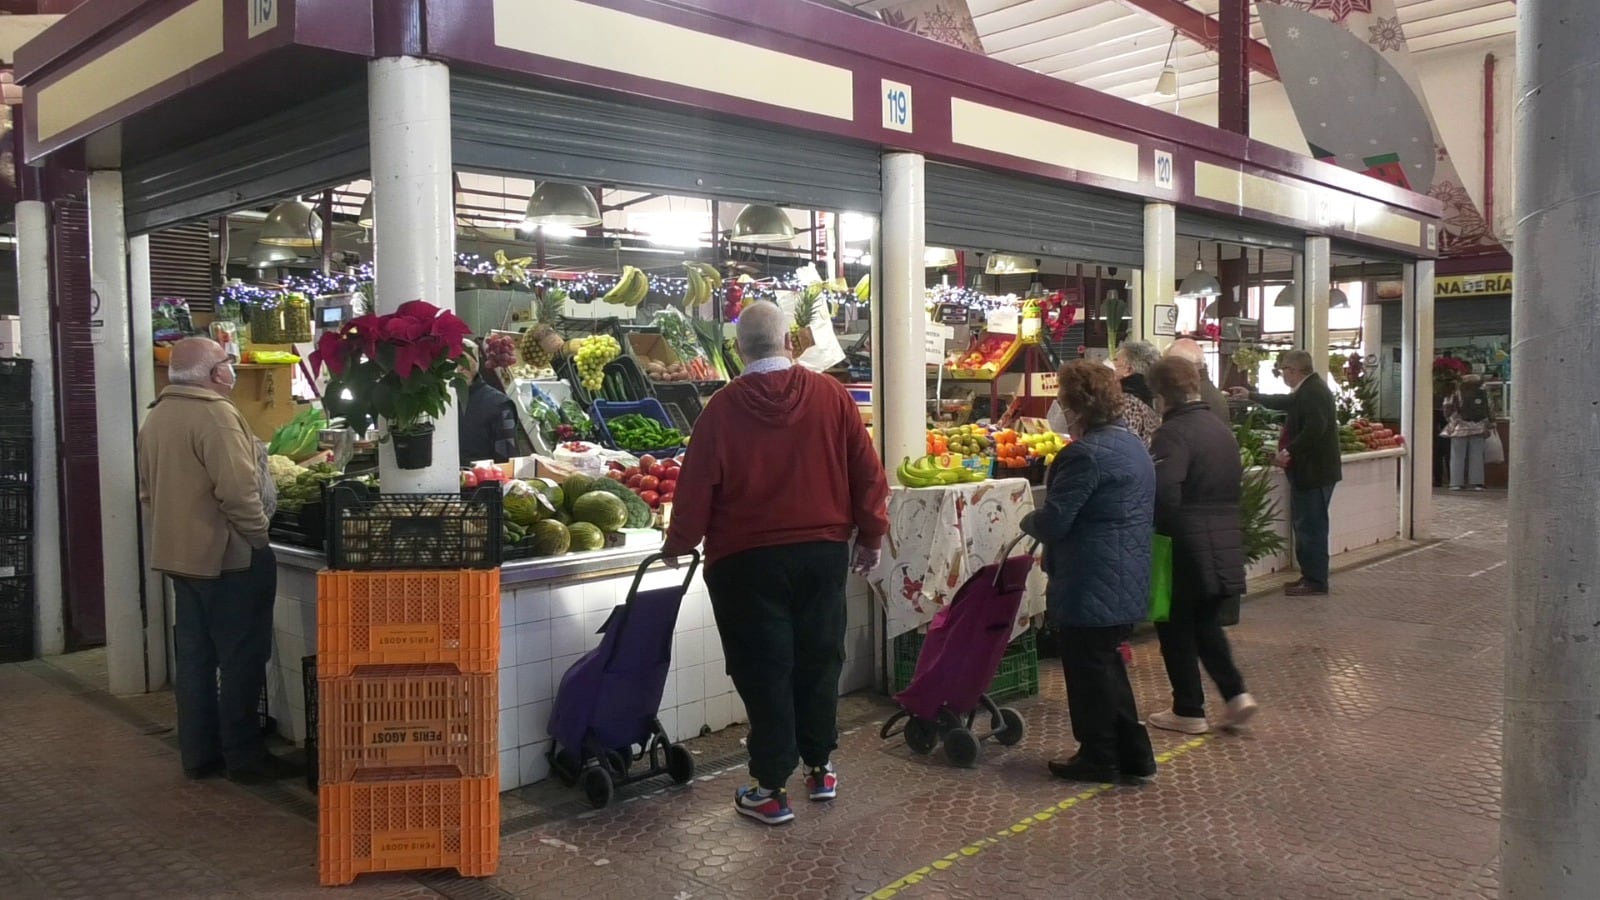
[0,359,30,405]
[325,483,503,570]
[0,404,30,439]
[0,575,33,663]
[0,483,31,534]
[0,437,33,483]
[303,656,318,791]
[0,534,31,578]
[269,503,326,552]
[653,382,704,429]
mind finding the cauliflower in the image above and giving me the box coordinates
[268,455,304,490]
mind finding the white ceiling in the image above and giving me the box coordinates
[847,0,1517,106]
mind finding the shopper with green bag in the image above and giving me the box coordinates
[1144,358,1256,736]
[1149,534,1174,623]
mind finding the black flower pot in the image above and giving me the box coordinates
[391,425,435,470]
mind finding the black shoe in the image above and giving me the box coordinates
[184,760,226,780]
[1119,757,1158,784]
[1284,582,1328,597]
[227,753,304,785]
[1047,755,1120,784]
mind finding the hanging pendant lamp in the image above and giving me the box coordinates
[257,200,322,249]
[1275,283,1350,308]
[357,194,374,229]
[984,252,1038,275]
[729,204,796,244]
[924,247,958,268]
[1176,242,1221,298]
[525,181,603,228]
[248,242,299,268]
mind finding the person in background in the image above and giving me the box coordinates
[1144,358,1256,735]
[456,338,519,466]
[1442,374,1492,491]
[663,301,889,826]
[1165,337,1231,424]
[1228,349,1342,596]
[137,338,294,784]
[1112,340,1163,446]
[1021,360,1157,784]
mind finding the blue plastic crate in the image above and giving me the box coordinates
[591,398,685,458]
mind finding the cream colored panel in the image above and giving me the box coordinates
[950,98,1139,183]
[1357,201,1424,247]
[35,0,223,142]
[497,0,853,122]
[1240,171,1308,222]
[1194,162,1242,207]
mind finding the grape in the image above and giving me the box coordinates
[572,335,620,392]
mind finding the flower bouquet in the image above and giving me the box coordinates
[309,300,472,469]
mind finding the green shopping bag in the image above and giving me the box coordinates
[1148,534,1173,623]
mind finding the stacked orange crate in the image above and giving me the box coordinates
[315,570,501,886]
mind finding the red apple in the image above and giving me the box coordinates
[640,475,660,492]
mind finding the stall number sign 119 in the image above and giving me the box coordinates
[248,0,279,38]
[882,80,913,133]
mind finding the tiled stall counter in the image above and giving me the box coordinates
[266,545,876,791]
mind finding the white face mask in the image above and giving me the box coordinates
[1047,399,1074,437]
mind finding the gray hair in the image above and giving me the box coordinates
[168,337,225,385]
[1116,340,1161,375]
[1279,349,1315,372]
[737,300,789,362]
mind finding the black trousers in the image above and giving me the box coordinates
[1155,596,1246,719]
[1059,624,1154,771]
[171,547,277,771]
[705,541,849,791]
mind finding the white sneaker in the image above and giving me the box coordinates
[1147,709,1210,735]
[1223,693,1259,729]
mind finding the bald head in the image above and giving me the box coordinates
[1166,338,1205,366]
[737,301,791,363]
[169,337,231,393]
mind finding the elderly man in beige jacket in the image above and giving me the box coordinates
[137,337,293,784]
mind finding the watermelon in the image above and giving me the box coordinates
[568,522,605,552]
[533,478,564,512]
[562,474,600,514]
[572,491,628,532]
[529,519,571,557]
[582,478,654,530]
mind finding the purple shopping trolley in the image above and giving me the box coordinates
[547,551,700,808]
[879,536,1036,767]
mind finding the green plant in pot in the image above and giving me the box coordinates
[310,300,472,470]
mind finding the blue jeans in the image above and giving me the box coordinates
[1290,485,1336,589]
[171,547,277,771]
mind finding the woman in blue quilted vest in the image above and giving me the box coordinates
[1022,360,1158,784]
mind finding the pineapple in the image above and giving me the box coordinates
[518,288,568,369]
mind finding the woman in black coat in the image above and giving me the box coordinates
[1144,358,1257,735]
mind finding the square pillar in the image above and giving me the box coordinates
[1399,259,1434,541]
[1137,202,1176,345]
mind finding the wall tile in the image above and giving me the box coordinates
[550,585,586,620]
[500,591,520,627]
[678,700,706,736]
[553,652,584,685]
[515,585,551,623]
[551,614,586,659]
[518,742,551,787]
[498,705,517,749]
[517,619,552,665]
[499,748,519,788]
[582,607,611,651]
[583,579,619,613]
[677,663,704,704]
[498,667,520,712]
[518,659,553,704]
[674,628,705,668]
[702,627,725,664]
[498,625,519,670]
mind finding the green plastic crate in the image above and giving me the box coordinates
[891,627,1040,703]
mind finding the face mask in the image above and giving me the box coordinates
[1047,399,1074,437]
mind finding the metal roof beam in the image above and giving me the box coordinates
[1116,0,1281,81]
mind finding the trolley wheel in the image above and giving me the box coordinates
[604,749,629,777]
[666,744,696,785]
[995,707,1026,747]
[580,766,614,809]
[944,727,981,768]
[904,717,939,756]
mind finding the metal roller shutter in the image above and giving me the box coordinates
[1381,296,1511,344]
[450,74,881,212]
[122,84,368,235]
[925,163,1144,269]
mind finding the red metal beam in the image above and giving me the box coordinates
[1218,0,1250,134]
[1119,0,1281,82]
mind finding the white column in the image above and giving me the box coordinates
[128,234,167,690]
[1299,236,1331,380]
[1504,0,1600,886]
[88,171,146,695]
[1137,203,1175,343]
[368,56,459,493]
[16,200,63,657]
[1398,261,1434,542]
[880,152,926,468]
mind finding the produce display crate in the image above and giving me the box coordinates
[0,574,33,663]
[891,627,1039,703]
[0,404,30,438]
[0,535,29,578]
[270,503,326,551]
[0,437,32,482]
[652,382,704,430]
[0,483,31,534]
[304,656,319,791]
[553,314,625,345]
[0,359,30,405]
[318,665,496,782]
[590,398,684,457]
[316,569,500,677]
[319,770,499,886]
[947,334,1022,380]
[327,484,502,571]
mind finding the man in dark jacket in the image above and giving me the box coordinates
[456,341,519,466]
[1229,349,1342,596]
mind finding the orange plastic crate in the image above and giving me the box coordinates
[319,769,499,886]
[319,665,496,783]
[317,569,500,677]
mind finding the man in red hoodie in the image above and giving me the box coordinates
[663,300,889,826]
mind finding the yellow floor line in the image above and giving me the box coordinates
[867,736,1212,899]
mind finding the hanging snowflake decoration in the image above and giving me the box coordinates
[916,5,984,53]
[1368,16,1405,52]
[879,10,918,34]
[1308,0,1374,24]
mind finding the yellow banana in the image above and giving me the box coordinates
[896,457,939,488]
[682,264,706,307]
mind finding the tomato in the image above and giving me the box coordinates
[639,490,661,508]
[658,476,676,492]
[609,460,626,472]
[622,466,641,481]
[473,464,502,483]
[639,454,658,475]
[607,471,625,482]
[626,474,644,489]
[461,470,478,489]
[640,475,660,492]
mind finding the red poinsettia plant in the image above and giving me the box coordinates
[309,300,472,438]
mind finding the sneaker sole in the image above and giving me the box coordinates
[1223,705,1259,729]
[808,790,837,802]
[736,805,795,825]
[1147,719,1210,736]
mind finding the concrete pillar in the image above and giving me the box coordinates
[1298,236,1331,382]
[88,171,146,695]
[368,56,460,493]
[1503,0,1600,890]
[1136,203,1175,343]
[15,200,63,657]
[128,234,167,690]
[880,151,926,467]
[1398,261,1434,542]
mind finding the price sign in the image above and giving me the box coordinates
[1028,371,1059,396]
[1153,149,1175,191]
[986,306,1019,335]
[882,80,914,133]
[248,0,279,38]
[1153,304,1179,337]
[936,303,969,326]
[924,324,954,366]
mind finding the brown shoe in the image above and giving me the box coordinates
[1284,582,1328,597]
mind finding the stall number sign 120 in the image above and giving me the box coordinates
[248,0,279,39]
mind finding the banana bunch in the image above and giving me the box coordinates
[854,273,872,303]
[491,250,534,287]
[896,455,988,488]
[600,266,650,307]
[681,261,722,306]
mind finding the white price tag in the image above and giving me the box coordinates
[986,307,1019,335]
[1028,372,1059,396]
[1153,149,1175,191]
[882,80,914,133]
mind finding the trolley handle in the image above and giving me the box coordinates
[627,549,701,602]
[991,534,1040,589]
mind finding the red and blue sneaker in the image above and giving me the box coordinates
[735,784,794,825]
[805,764,838,801]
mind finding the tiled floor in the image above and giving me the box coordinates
[0,492,1506,899]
